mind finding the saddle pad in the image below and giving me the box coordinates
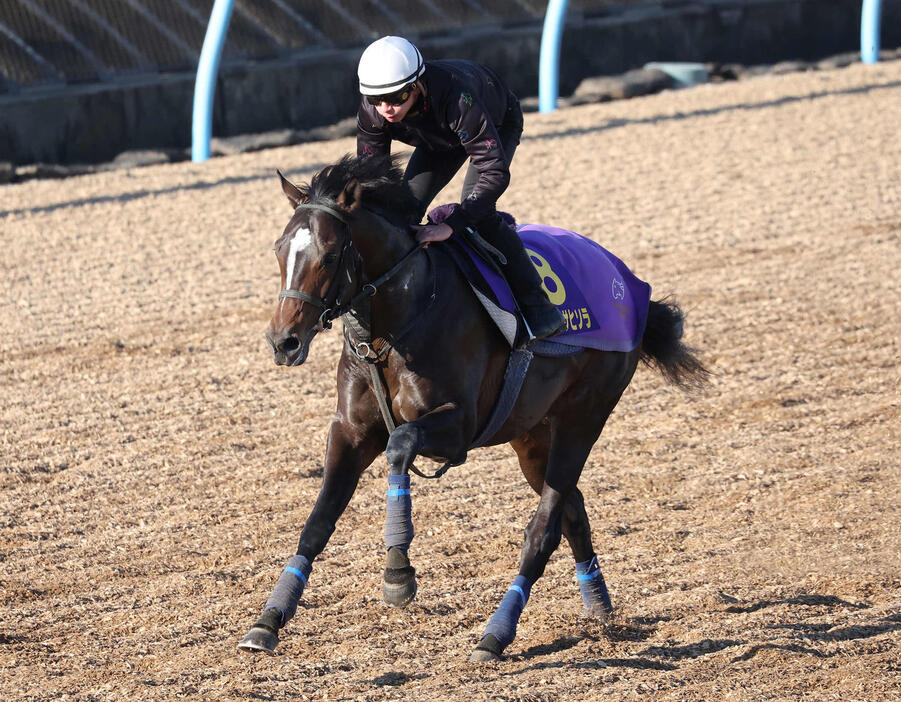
[430,206,651,353]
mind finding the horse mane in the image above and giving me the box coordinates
[301,154,420,222]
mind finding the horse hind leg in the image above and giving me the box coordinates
[472,428,598,661]
[563,489,613,618]
[511,431,613,619]
[471,483,568,662]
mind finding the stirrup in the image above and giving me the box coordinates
[523,305,566,341]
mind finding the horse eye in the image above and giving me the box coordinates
[322,253,338,267]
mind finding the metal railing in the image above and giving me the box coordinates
[861,0,883,63]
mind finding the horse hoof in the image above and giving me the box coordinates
[237,626,278,654]
[382,575,417,608]
[383,548,417,608]
[469,634,503,662]
[469,647,501,662]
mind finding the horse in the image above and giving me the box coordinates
[239,154,707,660]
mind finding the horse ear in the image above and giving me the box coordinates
[337,178,362,213]
[277,169,305,209]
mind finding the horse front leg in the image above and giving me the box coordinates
[238,418,385,653]
[381,402,470,608]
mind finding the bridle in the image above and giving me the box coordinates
[277,202,423,333]
[278,202,358,333]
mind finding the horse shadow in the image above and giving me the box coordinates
[361,671,429,688]
[723,593,868,614]
[507,615,688,673]
[722,594,897,662]
[505,593,897,674]
[760,612,901,644]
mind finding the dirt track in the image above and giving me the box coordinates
[1,61,899,701]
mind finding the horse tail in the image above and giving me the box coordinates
[639,298,709,387]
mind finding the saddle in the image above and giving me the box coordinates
[428,204,652,355]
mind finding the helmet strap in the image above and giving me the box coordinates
[406,82,425,116]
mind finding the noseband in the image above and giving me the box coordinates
[277,202,423,332]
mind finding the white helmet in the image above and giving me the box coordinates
[358,36,425,96]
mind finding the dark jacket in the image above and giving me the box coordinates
[357,60,521,231]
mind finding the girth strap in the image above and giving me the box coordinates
[469,348,533,449]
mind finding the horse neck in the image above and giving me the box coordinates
[352,208,414,277]
[351,209,430,336]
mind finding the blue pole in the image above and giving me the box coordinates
[191,0,235,162]
[539,0,569,114]
[861,0,883,64]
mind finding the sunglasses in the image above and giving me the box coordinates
[366,85,414,106]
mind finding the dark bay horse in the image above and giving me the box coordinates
[239,155,707,660]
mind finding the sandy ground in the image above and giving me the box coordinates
[1,61,899,701]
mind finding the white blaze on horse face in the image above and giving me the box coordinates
[284,226,312,291]
[280,225,312,316]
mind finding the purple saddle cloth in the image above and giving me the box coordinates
[429,205,651,353]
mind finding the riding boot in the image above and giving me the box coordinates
[478,214,566,340]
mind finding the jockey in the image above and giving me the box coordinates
[356,36,566,341]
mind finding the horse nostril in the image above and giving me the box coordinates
[279,336,300,354]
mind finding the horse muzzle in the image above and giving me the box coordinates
[266,326,314,366]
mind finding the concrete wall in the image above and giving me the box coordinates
[1,0,898,166]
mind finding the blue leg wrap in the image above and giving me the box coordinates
[385,474,414,553]
[483,575,532,649]
[576,555,613,613]
[264,554,312,626]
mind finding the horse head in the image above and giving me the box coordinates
[265,155,424,366]
[266,170,363,366]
